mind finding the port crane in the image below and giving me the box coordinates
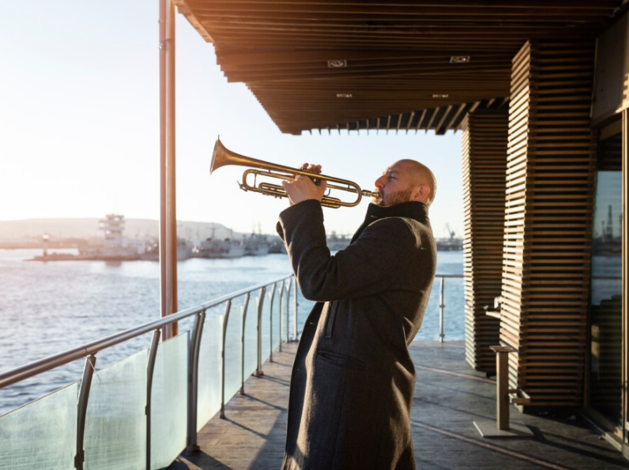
[445,223,456,241]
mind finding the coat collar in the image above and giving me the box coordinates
[350,201,429,244]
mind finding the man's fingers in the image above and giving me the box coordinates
[299,163,323,174]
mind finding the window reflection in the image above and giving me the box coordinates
[589,128,622,426]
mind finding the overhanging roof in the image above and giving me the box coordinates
[175,1,623,135]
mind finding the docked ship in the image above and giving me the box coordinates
[140,238,193,261]
[243,233,270,256]
[195,237,245,259]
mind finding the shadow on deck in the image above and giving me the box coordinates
[171,342,626,470]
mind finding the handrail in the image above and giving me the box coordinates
[0,274,294,390]
[435,274,464,343]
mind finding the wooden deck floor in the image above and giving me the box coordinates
[171,342,627,470]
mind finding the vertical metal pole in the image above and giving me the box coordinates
[256,286,267,377]
[291,276,298,341]
[75,355,96,470]
[286,278,291,342]
[622,108,628,451]
[159,0,178,339]
[439,277,445,343]
[240,294,251,396]
[278,281,285,352]
[496,350,510,430]
[269,284,277,362]
[146,330,161,469]
[187,310,205,452]
[220,300,232,419]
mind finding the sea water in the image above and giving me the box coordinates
[0,248,463,413]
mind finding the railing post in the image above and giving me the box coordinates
[439,276,445,343]
[146,329,161,468]
[220,300,232,419]
[278,281,285,352]
[269,283,277,362]
[291,276,298,341]
[75,355,96,470]
[286,277,292,342]
[187,309,205,452]
[240,294,251,396]
[256,286,267,377]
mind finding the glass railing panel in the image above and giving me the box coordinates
[224,298,243,401]
[296,288,313,340]
[150,332,189,470]
[197,313,222,431]
[414,276,465,342]
[271,285,281,351]
[260,288,272,363]
[0,382,78,470]
[243,292,258,379]
[84,350,147,470]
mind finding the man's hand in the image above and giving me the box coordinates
[282,163,328,206]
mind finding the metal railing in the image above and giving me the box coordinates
[435,274,464,343]
[0,273,298,470]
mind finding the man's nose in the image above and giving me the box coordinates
[375,175,385,188]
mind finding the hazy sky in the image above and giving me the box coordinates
[0,1,463,239]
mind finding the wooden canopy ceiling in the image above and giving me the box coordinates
[175,1,623,135]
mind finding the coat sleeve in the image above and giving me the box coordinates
[278,200,419,302]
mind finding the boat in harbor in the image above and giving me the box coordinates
[140,238,193,261]
[243,233,270,256]
[195,237,245,259]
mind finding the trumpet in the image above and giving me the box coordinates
[209,138,379,209]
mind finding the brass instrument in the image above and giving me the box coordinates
[210,138,379,209]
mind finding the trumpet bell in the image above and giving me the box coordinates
[210,137,279,175]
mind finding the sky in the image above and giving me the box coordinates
[0,1,463,239]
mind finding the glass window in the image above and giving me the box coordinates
[589,123,623,427]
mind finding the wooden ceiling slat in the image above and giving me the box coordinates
[415,109,428,133]
[435,105,454,134]
[405,111,416,134]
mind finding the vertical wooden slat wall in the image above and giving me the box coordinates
[502,40,597,408]
[461,109,508,374]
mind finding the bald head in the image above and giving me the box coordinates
[395,159,437,207]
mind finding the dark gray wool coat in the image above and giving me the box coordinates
[277,199,436,470]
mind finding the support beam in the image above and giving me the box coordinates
[159,0,178,338]
[461,108,508,374]
[501,40,596,408]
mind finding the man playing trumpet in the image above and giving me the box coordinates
[277,159,437,470]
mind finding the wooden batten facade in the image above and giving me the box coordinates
[461,109,508,374]
[501,40,597,408]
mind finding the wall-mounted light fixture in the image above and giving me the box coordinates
[336,93,353,98]
[328,59,348,68]
[450,56,471,64]
[432,93,449,99]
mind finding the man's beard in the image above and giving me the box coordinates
[373,187,414,207]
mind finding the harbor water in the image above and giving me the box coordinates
[0,248,464,414]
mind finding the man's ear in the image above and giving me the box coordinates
[413,185,430,203]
